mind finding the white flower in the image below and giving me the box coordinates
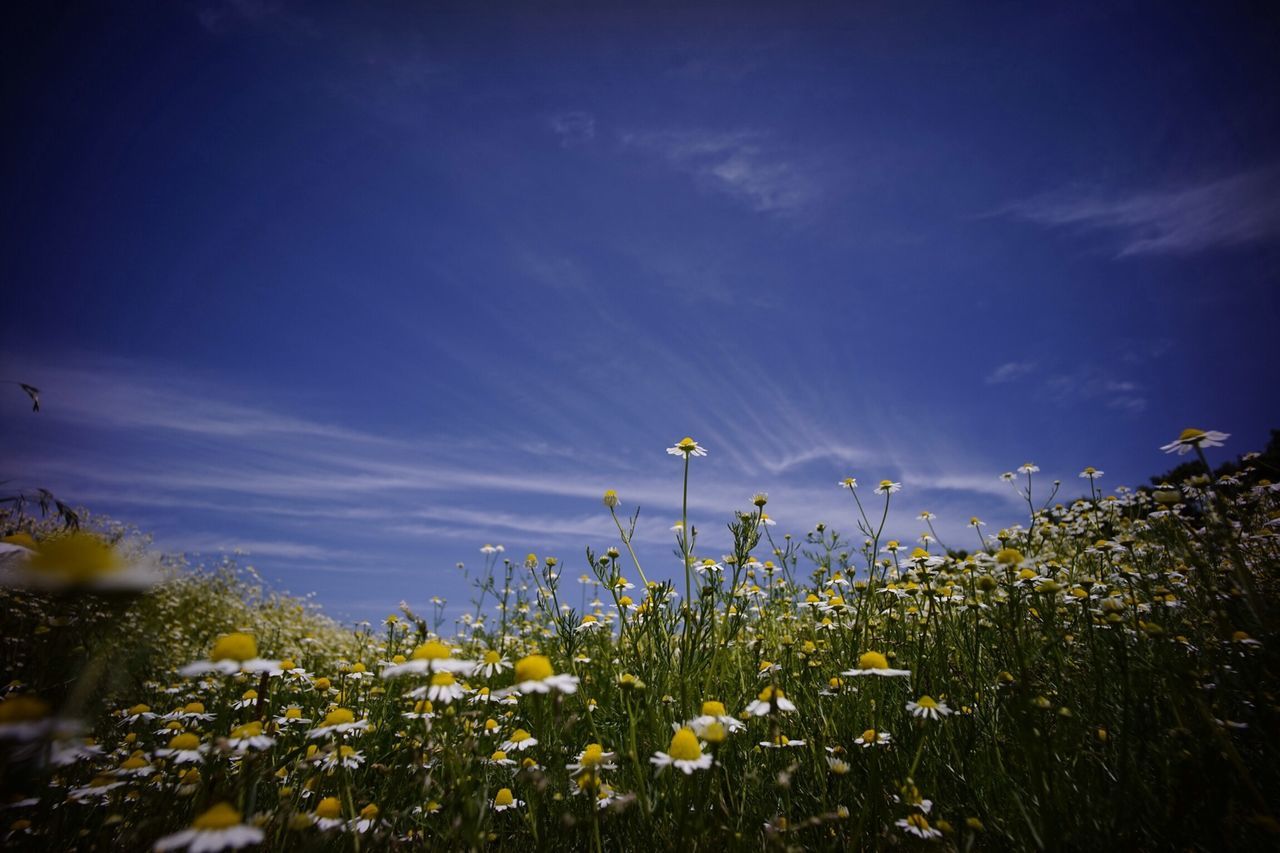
[650,728,713,774]
[874,480,902,495]
[492,788,523,812]
[500,728,538,752]
[666,437,707,457]
[1079,467,1104,479]
[744,686,796,716]
[1017,462,1040,474]
[842,651,911,678]
[905,695,952,720]
[1161,428,1229,455]
[501,655,579,696]
[896,813,943,839]
[153,803,264,851]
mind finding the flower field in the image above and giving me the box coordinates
[2,430,1279,850]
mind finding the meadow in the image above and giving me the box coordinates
[1,428,1277,851]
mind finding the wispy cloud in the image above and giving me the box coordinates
[1002,164,1280,256]
[620,129,818,214]
[985,361,1037,384]
[548,111,596,147]
[1041,370,1147,415]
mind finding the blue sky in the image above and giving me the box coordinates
[3,1,1278,624]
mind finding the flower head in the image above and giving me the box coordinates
[1161,428,1229,455]
[154,802,264,851]
[650,727,713,774]
[667,437,707,457]
[906,695,953,720]
[843,650,912,678]
[504,654,579,696]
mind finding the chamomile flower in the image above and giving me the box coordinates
[408,671,466,704]
[686,700,744,737]
[312,797,346,831]
[155,732,208,764]
[503,655,579,695]
[854,728,892,747]
[1017,462,1040,474]
[0,531,163,592]
[500,728,538,752]
[153,802,263,852]
[0,695,54,741]
[843,651,911,678]
[906,696,952,720]
[308,708,369,739]
[875,480,902,495]
[380,640,476,677]
[567,743,618,773]
[274,707,312,727]
[224,721,275,753]
[896,813,943,840]
[1161,428,1229,455]
[745,685,797,716]
[667,437,707,457]
[1079,467,1104,479]
[759,734,806,749]
[650,727,713,774]
[485,749,516,767]
[317,744,365,770]
[179,633,280,677]
[492,788,524,812]
[475,650,511,678]
[838,477,859,490]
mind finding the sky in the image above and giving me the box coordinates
[2,1,1278,625]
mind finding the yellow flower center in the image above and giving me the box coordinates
[120,755,149,770]
[412,640,452,660]
[210,633,258,663]
[701,700,727,717]
[509,728,532,743]
[494,788,515,807]
[916,695,939,709]
[701,721,727,743]
[127,704,150,715]
[491,750,508,761]
[315,797,342,819]
[860,728,877,742]
[0,695,50,723]
[339,745,358,758]
[858,651,889,670]
[483,650,502,664]
[359,804,379,820]
[26,532,124,582]
[192,802,242,830]
[514,654,554,682]
[1178,428,1207,442]
[321,708,355,727]
[580,744,605,766]
[284,707,302,719]
[279,659,296,670]
[169,733,201,750]
[230,721,263,738]
[241,690,258,700]
[667,727,703,762]
[756,685,786,702]
[677,437,697,450]
[430,672,456,687]
[995,548,1024,565]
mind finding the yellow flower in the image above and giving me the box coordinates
[210,633,258,663]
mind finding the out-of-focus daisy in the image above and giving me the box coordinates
[667,436,707,457]
[1079,467,1103,479]
[500,728,538,752]
[0,531,163,591]
[843,651,911,678]
[567,743,618,774]
[316,744,365,770]
[650,727,713,774]
[906,696,952,720]
[155,732,207,764]
[380,640,476,678]
[874,480,902,495]
[492,788,523,812]
[480,544,505,555]
[312,797,346,831]
[687,700,744,737]
[694,558,724,575]
[153,802,263,852]
[896,813,943,840]
[225,721,275,753]
[408,672,466,704]
[759,734,806,749]
[503,655,579,695]
[1017,462,1039,474]
[308,708,369,739]
[854,728,892,748]
[0,695,54,741]
[274,707,312,727]
[1161,428,1229,455]
[745,685,797,716]
[179,633,280,677]
[350,803,386,834]
[485,749,516,767]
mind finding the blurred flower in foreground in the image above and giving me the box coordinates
[1161,428,1229,455]
[0,531,162,591]
[179,633,280,677]
[153,802,263,851]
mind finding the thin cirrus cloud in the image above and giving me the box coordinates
[619,129,818,214]
[1002,164,1280,257]
[985,361,1037,385]
[548,111,596,147]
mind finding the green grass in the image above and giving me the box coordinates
[2,441,1278,851]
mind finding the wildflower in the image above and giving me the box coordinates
[745,685,797,716]
[155,732,207,764]
[906,696,953,720]
[687,700,744,737]
[308,708,369,739]
[650,727,713,774]
[602,490,620,508]
[312,797,346,831]
[153,802,263,851]
[225,721,275,752]
[0,694,53,741]
[492,787,524,812]
[896,813,943,840]
[351,803,385,834]
[485,749,516,767]
[1161,428,1229,455]
[0,531,162,591]
[474,650,510,678]
[838,477,858,489]
[179,633,280,677]
[480,544,504,554]
[567,743,618,773]
[875,480,902,495]
[854,728,892,747]
[317,744,365,770]
[500,728,538,752]
[695,558,724,574]
[504,654,579,695]
[827,755,851,774]
[1079,467,1104,479]
[274,707,312,726]
[409,671,466,704]
[1017,462,1039,474]
[759,734,806,749]
[843,651,911,678]
[381,640,476,677]
[667,436,707,457]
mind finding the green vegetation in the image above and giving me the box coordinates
[2,430,1278,850]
